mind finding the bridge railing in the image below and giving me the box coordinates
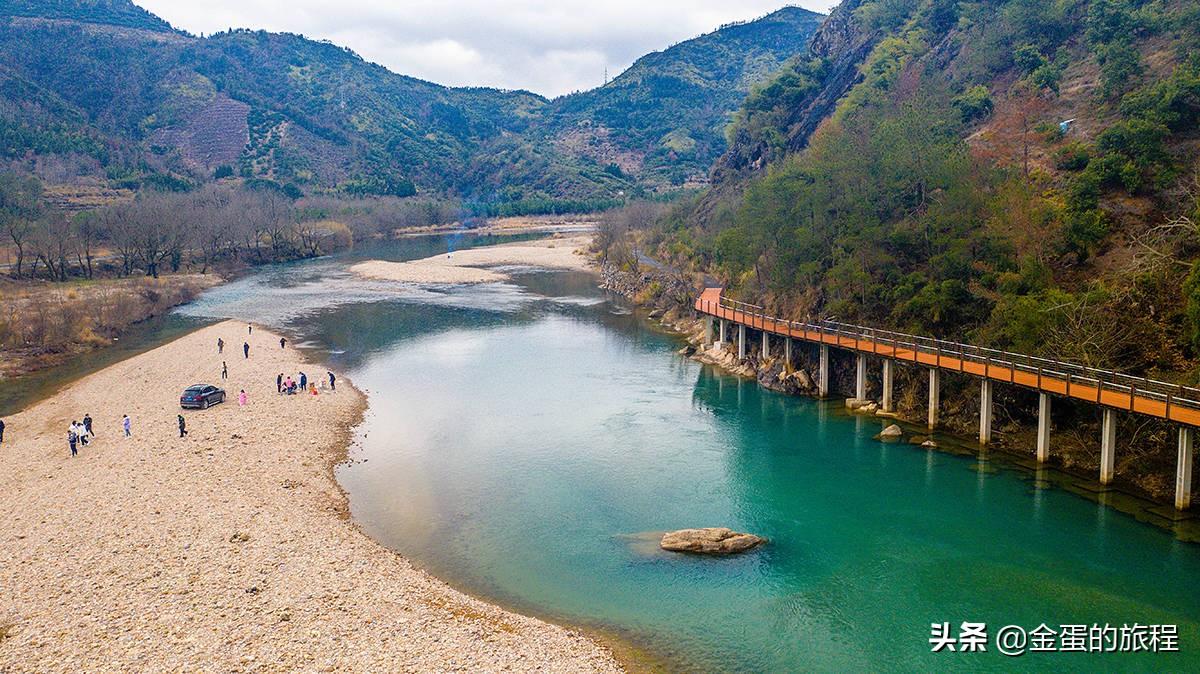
[697,295,1200,415]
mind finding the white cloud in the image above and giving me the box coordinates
[134,0,837,97]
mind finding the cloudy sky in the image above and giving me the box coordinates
[136,1,837,98]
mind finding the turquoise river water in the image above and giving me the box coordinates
[10,233,1200,671]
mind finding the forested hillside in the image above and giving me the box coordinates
[647,0,1200,381]
[518,8,826,191]
[0,1,821,211]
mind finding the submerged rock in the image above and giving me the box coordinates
[660,528,766,555]
[875,424,903,442]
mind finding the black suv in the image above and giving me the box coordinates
[180,384,226,409]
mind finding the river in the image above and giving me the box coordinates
[7,232,1200,671]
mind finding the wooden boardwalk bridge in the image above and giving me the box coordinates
[695,287,1200,510]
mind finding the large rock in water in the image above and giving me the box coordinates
[660,528,766,555]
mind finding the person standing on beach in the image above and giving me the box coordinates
[248,324,253,335]
[239,389,247,407]
[177,414,187,438]
[68,423,78,456]
[122,414,131,437]
[217,338,224,354]
[280,337,287,349]
[299,371,307,391]
[327,371,336,391]
[243,342,250,359]
[0,418,5,444]
[276,373,283,393]
[221,361,228,380]
[83,413,94,438]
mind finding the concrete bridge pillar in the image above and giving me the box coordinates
[718,319,728,345]
[761,331,769,360]
[818,344,830,397]
[882,360,894,412]
[737,324,746,360]
[1100,408,1116,485]
[979,380,993,445]
[785,337,793,368]
[1036,393,1051,463]
[704,316,714,347]
[1177,427,1194,510]
[928,369,939,430]
[855,353,867,401]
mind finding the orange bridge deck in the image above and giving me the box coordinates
[696,287,1200,428]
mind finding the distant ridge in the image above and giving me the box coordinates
[0,0,175,32]
[0,1,823,206]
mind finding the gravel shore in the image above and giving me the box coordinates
[0,321,620,672]
[350,235,594,284]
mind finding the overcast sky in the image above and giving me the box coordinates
[136,1,836,98]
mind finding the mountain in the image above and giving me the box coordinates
[0,2,545,199]
[0,0,172,31]
[530,7,826,188]
[648,0,1200,377]
[609,0,1200,499]
[0,0,823,207]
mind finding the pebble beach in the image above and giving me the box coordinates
[350,235,594,285]
[0,321,619,672]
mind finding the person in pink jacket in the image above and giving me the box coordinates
[238,389,247,407]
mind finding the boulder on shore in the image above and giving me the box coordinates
[660,528,766,555]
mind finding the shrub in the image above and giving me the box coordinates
[1098,41,1143,97]
[1062,208,1108,260]
[1053,142,1091,171]
[952,85,993,122]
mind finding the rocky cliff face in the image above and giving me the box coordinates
[781,1,878,154]
[715,0,878,179]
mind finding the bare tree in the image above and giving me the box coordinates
[72,211,106,279]
[0,171,43,277]
[105,204,141,277]
[1130,166,1200,274]
[32,213,73,281]
[189,187,236,273]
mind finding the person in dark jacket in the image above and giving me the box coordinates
[178,414,188,438]
[243,342,250,359]
[68,423,78,456]
[299,372,307,391]
[327,371,336,391]
[0,417,6,444]
[217,337,224,354]
[83,413,94,437]
[280,337,287,349]
[276,373,283,393]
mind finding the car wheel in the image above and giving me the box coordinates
[201,399,209,410]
